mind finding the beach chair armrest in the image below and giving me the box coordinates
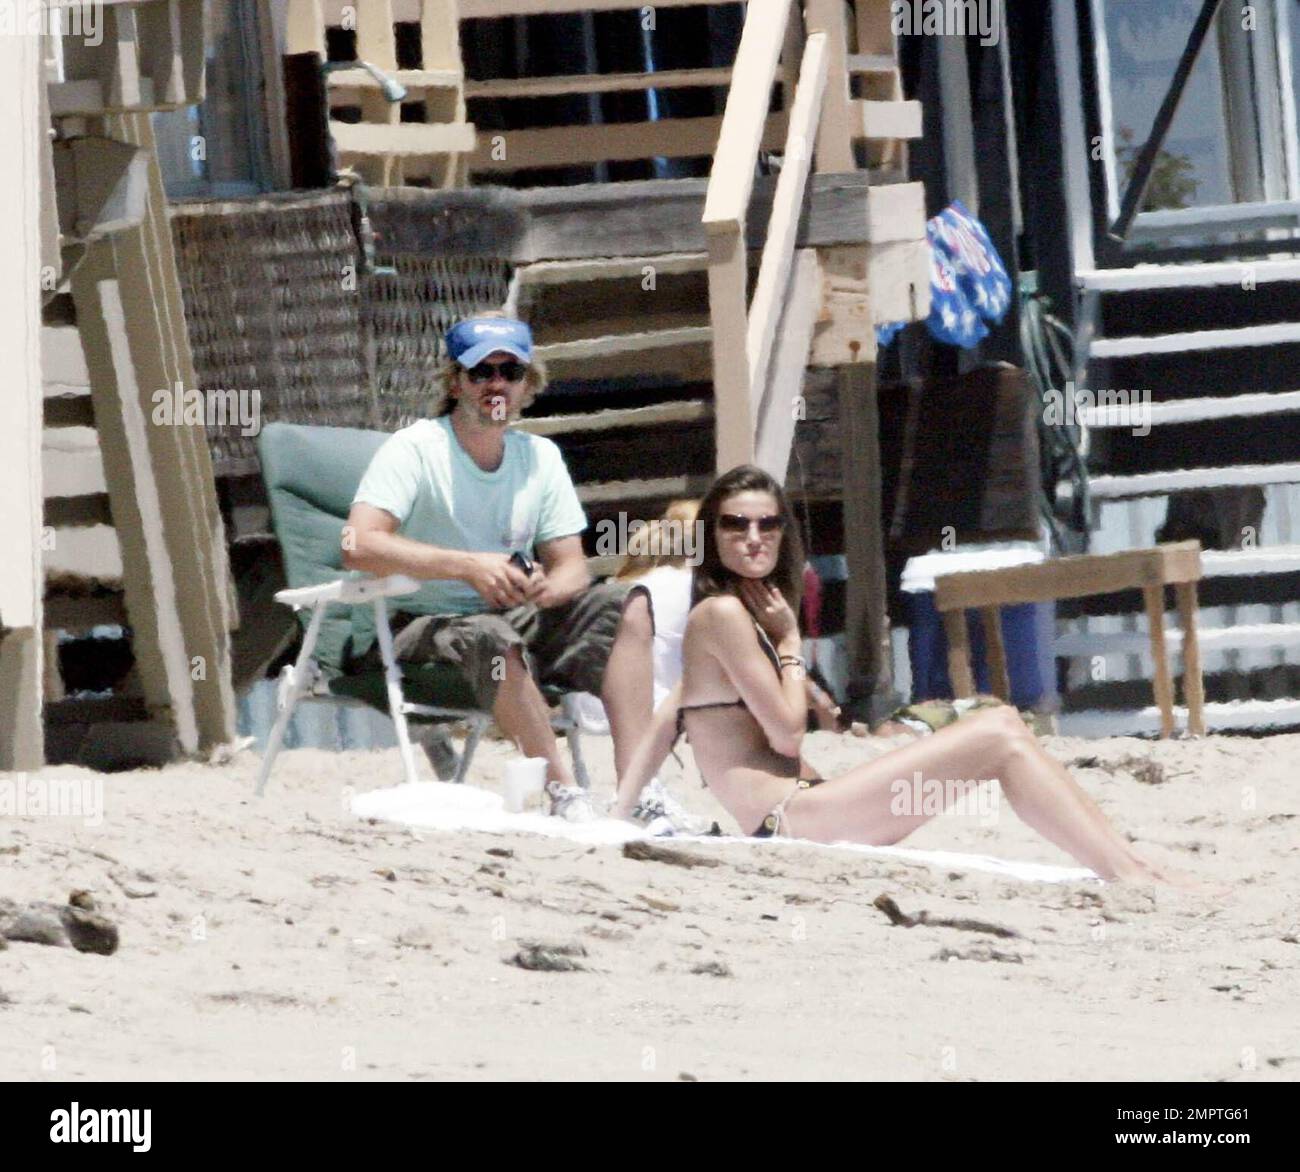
[274,574,422,610]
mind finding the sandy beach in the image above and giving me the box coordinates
[1,729,1297,1082]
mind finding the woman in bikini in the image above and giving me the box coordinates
[611,465,1184,883]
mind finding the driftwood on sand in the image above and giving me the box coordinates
[0,894,119,955]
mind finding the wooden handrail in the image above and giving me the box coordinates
[703,0,797,473]
[701,0,794,232]
[746,31,828,410]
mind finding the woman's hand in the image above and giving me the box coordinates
[738,579,800,646]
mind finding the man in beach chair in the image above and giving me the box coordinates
[339,314,654,821]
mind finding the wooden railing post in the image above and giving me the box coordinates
[805,0,855,172]
[702,0,795,473]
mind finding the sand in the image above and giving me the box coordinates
[1,729,1297,1081]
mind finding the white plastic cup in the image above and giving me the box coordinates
[501,757,548,813]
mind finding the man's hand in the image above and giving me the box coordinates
[465,553,531,610]
[521,565,562,609]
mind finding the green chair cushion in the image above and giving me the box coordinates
[257,422,392,674]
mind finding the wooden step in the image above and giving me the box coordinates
[846,53,898,76]
[327,67,462,92]
[1078,389,1300,427]
[1077,258,1300,292]
[536,325,712,363]
[516,252,708,286]
[1201,545,1300,577]
[1091,321,1300,359]
[516,399,710,438]
[1055,621,1300,658]
[1064,463,1300,501]
[330,120,476,156]
[577,473,713,505]
[465,66,789,101]
[459,0,745,14]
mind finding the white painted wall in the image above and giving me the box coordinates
[0,29,47,767]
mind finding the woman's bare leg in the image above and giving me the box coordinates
[786,706,1168,881]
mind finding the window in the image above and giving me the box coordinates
[1090,0,1300,247]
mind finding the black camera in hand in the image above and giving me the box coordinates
[508,551,534,576]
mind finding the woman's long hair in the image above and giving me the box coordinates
[691,465,804,615]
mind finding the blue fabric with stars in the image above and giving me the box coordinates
[877,200,1011,350]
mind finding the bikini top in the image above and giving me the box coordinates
[674,620,784,743]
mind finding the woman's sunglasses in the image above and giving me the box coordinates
[717,513,786,535]
[465,360,528,385]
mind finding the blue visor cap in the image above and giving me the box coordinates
[446,317,534,368]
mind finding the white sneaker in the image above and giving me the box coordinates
[630,777,715,837]
[546,781,597,823]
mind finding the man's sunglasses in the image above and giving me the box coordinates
[464,360,528,384]
[718,513,786,534]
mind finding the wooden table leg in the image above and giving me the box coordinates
[942,608,976,698]
[1143,584,1176,738]
[980,606,1011,702]
[1175,580,1206,737]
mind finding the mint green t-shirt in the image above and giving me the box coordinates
[352,416,587,616]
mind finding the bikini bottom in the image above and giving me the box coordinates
[752,776,827,839]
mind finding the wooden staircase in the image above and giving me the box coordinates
[1058,259,1300,734]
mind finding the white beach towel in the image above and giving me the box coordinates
[350,782,1100,885]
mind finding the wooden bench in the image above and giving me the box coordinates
[932,541,1205,738]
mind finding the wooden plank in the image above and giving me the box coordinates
[285,0,325,55]
[847,53,898,75]
[134,0,187,105]
[934,543,1204,612]
[108,4,143,108]
[355,0,398,71]
[1079,389,1300,428]
[1201,545,1300,576]
[1092,321,1300,358]
[855,0,897,55]
[702,0,793,230]
[1055,620,1300,656]
[810,247,873,366]
[1077,463,1300,500]
[806,0,855,172]
[858,99,924,139]
[981,607,1011,701]
[328,68,462,92]
[517,252,708,285]
[515,400,711,437]
[464,67,775,100]
[839,358,888,707]
[1175,582,1206,737]
[459,0,749,15]
[331,120,476,156]
[535,325,711,362]
[1076,258,1300,291]
[754,249,822,482]
[372,172,889,260]
[866,182,928,243]
[943,609,975,698]
[866,238,931,324]
[578,474,713,505]
[0,26,45,769]
[747,32,828,404]
[708,227,753,472]
[1143,584,1175,738]
[473,111,785,174]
